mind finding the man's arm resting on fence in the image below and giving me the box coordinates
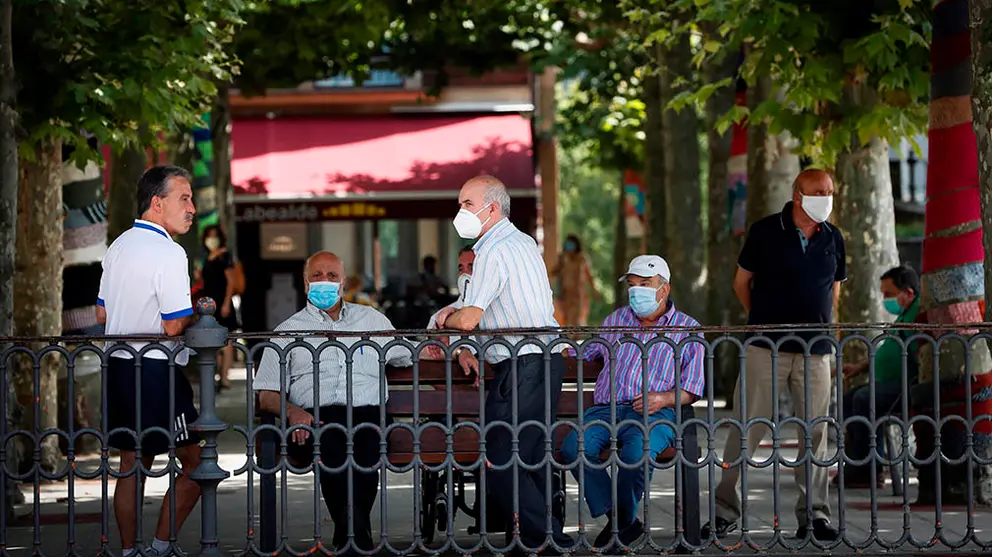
[162,315,193,337]
[258,390,315,445]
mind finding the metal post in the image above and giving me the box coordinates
[184,298,230,557]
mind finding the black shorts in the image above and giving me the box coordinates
[107,356,201,456]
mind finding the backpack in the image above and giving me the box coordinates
[230,260,246,295]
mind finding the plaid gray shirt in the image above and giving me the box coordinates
[253,302,412,408]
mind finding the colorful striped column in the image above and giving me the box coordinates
[919,0,992,504]
[192,113,219,237]
[61,152,107,336]
[728,61,748,237]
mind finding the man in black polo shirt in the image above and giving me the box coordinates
[703,169,846,541]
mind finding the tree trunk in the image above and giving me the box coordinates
[834,135,900,325]
[660,32,705,320]
[969,0,992,505]
[915,0,992,506]
[107,144,147,244]
[613,171,628,308]
[0,0,20,520]
[212,85,235,254]
[13,137,63,475]
[745,77,799,226]
[643,52,666,256]
[704,46,741,402]
[745,76,799,418]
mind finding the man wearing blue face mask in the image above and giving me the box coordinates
[834,265,920,488]
[253,251,412,555]
[560,255,705,550]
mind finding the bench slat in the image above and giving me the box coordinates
[386,390,597,416]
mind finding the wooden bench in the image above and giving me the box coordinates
[256,358,702,550]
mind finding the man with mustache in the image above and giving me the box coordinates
[96,165,202,556]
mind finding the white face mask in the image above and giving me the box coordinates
[457,273,471,302]
[204,237,221,250]
[800,194,833,223]
[452,206,491,239]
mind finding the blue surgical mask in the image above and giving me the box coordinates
[883,297,902,316]
[629,286,661,317]
[308,281,341,310]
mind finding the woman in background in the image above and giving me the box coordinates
[201,225,241,390]
[550,234,599,327]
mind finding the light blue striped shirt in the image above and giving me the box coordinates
[464,218,561,364]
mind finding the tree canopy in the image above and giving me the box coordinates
[13,0,244,161]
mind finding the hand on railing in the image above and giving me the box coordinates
[420,335,449,360]
[457,349,480,387]
[287,406,315,445]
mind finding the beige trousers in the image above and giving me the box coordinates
[714,345,832,525]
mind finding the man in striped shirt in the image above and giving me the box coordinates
[435,175,573,552]
[560,255,705,549]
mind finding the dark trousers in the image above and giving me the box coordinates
[287,405,385,550]
[842,381,902,474]
[485,353,570,548]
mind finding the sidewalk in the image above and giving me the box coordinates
[4,369,989,556]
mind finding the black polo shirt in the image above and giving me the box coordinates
[739,202,847,354]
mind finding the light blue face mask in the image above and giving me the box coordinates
[629,286,661,317]
[308,281,341,310]
[883,297,902,316]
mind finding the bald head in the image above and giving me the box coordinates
[460,175,511,218]
[304,251,346,290]
[792,168,834,196]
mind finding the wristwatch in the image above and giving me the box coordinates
[453,347,465,359]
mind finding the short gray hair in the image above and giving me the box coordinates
[479,175,511,218]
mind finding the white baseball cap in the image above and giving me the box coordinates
[618,255,671,283]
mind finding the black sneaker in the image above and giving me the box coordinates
[592,518,616,549]
[700,516,738,539]
[795,519,839,541]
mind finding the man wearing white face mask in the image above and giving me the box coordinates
[253,251,412,555]
[704,168,847,542]
[435,175,573,552]
[422,245,475,360]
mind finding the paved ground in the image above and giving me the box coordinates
[4,369,990,556]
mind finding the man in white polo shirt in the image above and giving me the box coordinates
[95,165,201,557]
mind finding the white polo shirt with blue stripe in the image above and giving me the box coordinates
[98,219,194,364]
[464,218,561,364]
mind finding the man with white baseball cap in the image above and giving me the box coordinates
[561,254,705,550]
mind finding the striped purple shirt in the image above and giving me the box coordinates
[571,303,706,404]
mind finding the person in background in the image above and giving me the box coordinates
[550,234,599,327]
[704,168,846,541]
[422,245,475,361]
[560,255,704,550]
[834,265,921,488]
[96,165,201,557]
[200,224,241,391]
[343,274,379,309]
[253,251,412,555]
[436,175,574,552]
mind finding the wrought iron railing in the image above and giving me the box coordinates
[1,300,991,556]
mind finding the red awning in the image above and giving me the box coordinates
[231,114,535,199]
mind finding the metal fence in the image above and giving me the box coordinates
[2,301,992,556]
